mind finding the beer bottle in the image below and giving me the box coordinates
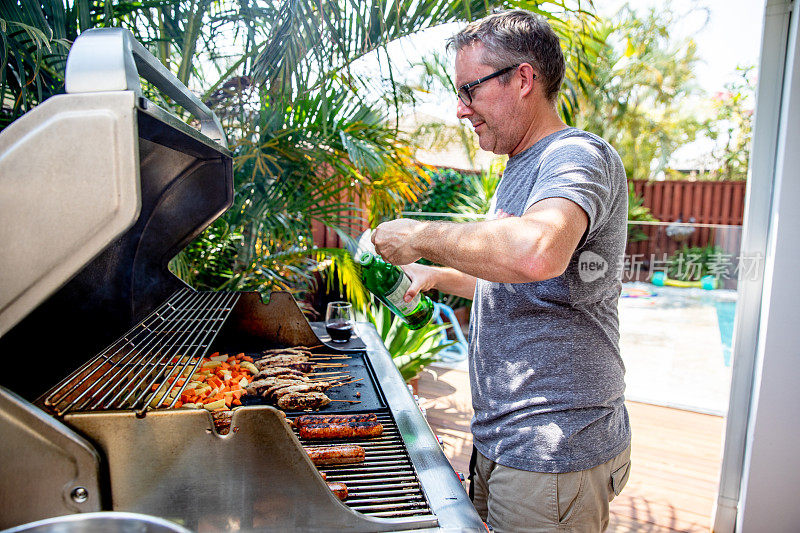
[358,252,434,329]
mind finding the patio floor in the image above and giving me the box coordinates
[416,363,725,532]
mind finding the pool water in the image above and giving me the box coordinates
[621,282,737,367]
[713,300,736,367]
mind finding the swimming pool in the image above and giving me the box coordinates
[619,282,736,415]
[622,282,738,367]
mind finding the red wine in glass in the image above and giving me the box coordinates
[325,302,354,343]
[325,321,353,342]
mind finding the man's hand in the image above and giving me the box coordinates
[372,218,426,265]
[399,263,438,303]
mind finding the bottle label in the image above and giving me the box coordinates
[385,275,421,315]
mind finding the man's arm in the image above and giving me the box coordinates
[372,197,588,284]
[400,263,478,302]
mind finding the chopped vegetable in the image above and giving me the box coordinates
[150,352,260,410]
[240,361,258,375]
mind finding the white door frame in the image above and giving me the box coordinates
[713,0,800,531]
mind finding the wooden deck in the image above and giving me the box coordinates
[416,364,725,532]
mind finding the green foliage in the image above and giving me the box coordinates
[574,3,706,180]
[361,300,454,381]
[699,66,755,181]
[405,168,472,214]
[453,160,503,217]
[626,182,658,243]
[0,0,150,130]
[667,244,723,281]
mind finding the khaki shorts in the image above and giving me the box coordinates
[470,445,631,532]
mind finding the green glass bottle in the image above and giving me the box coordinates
[358,252,434,329]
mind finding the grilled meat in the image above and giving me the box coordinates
[279,362,313,373]
[277,391,331,410]
[294,413,377,428]
[254,355,314,373]
[245,377,305,396]
[211,410,233,435]
[327,482,348,501]
[271,382,328,401]
[261,347,313,356]
[299,420,384,440]
[254,354,310,370]
[254,366,306,380]
[305,445,365,466]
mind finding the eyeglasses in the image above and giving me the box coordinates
[456,65,524,107]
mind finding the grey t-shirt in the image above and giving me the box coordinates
[469,127,631,473]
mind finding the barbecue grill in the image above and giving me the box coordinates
[0,28,483,532]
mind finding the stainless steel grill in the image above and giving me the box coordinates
[0,27,485,532]
[293,412,436,519]
[42,290,240,416]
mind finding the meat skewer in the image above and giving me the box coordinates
[255,354,310,368]
[261,347,313,355]
[277,391,331,410]
[253,366,306,380]
[269,382,329,401]
[245,376,306,395]
[254,358,314,373]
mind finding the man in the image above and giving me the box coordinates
[371,9,631,533]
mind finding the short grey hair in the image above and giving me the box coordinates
[447,9,566,103]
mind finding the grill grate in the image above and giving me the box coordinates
[42,289,239,416]
[293,411,436,519]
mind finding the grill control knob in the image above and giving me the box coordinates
[70,486,89,504]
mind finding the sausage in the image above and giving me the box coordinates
[294,413,378,428]
[327,482,348,501]
[305,444,366,465]
[299,420,383,440]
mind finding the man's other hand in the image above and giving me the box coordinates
[399,263,438,303]
[372,219,425,265]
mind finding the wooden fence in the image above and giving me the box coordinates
[630,180,747,225]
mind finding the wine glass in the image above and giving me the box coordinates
[325,301,354,343]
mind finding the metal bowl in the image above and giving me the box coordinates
[4,512,193,533]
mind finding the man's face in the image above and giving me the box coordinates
[455,43,524,155]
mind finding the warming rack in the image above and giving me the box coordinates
[292,411,437,520]
[42,289,239,417]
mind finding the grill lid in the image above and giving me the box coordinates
[0,29,233,400]
[0,28,229,340]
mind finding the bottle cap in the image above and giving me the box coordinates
[358,252,374,266]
